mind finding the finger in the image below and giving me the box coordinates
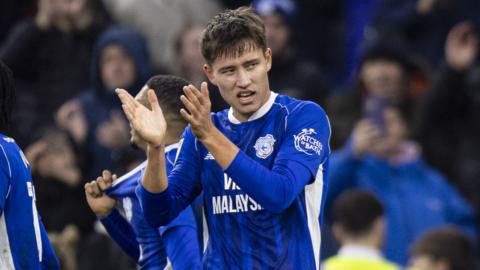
[180,108,194,124]
[180,94,199,115]
[116,88,138,109]
[98,177,112,191]
[200,81,210,98]
[85,181,99,196]
[84,182,92,194]
[188,84,205,106]
[121,104,135,122]
[184,85,202,107]
[112,174,117,182]
[90,181,102,197]
[147,90,163,114]
[102,170,112,181]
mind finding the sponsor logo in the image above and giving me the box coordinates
[254,134,276,159]
[294,128,322,156]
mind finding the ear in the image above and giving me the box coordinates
[203,64,217,86]
[265,48,272,72]
[332,223,345,244]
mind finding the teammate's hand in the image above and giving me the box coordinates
[180,82,215,141]
[84,174,117,217]
[116,88,167,147]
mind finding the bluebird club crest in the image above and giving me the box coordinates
[254,134,276,159]
[294,128,322,156]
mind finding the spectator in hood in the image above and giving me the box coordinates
[56,26,152,182]
[252,0,330,106]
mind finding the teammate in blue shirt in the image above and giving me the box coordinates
[84,75,201,269]
[117,7,331,269]
[0,60,59,269]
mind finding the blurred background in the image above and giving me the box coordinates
[1,0,479,269]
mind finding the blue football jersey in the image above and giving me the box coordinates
[104,143,201,269]
[0,134,59,269]
[156,93,331,269]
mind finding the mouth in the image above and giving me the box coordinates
[237,91,256,105]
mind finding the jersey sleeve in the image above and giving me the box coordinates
[137,128,203,227]
[0,145,11,215]
[225,103,331,212]
[100,209,140,261]
[274,102,331,178]
[158,205,201,270]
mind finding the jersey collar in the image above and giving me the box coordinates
[228,91,278,124]
[165,142,180,153]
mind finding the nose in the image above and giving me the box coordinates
[236,69,251,88]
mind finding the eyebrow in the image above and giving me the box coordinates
[243,59,259,66]
[218,65,235,73]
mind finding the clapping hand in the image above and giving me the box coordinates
[116,88,167,147]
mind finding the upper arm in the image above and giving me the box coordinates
[274,103,331,180]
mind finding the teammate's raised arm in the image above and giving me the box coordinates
[116,88,169,193]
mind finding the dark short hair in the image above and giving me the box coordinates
[411,227,475,270]
[201,6,267,65]
[333,189,384,236]
[145,75,190,124]
[0,61,15,132]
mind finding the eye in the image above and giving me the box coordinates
[246,62,258,70]
[221,68,235,74]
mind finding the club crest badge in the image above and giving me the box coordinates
[294,128,323,156]
[254,134,276,159]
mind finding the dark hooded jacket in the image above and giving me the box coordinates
[77,27,152,181]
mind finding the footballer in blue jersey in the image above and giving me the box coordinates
[117,7,331,270]
[85,75,202,269]
[0,61,59,269]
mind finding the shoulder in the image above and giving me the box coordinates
[275,94,327,116]
[0,135,26,178]
[274,95,330,131]
[111,161,147,188]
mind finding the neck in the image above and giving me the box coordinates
[341,234,381,250]
[163,121,186,145]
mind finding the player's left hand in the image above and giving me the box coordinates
[180,82,215,141]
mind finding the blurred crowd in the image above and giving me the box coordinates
[1,0,479,269]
